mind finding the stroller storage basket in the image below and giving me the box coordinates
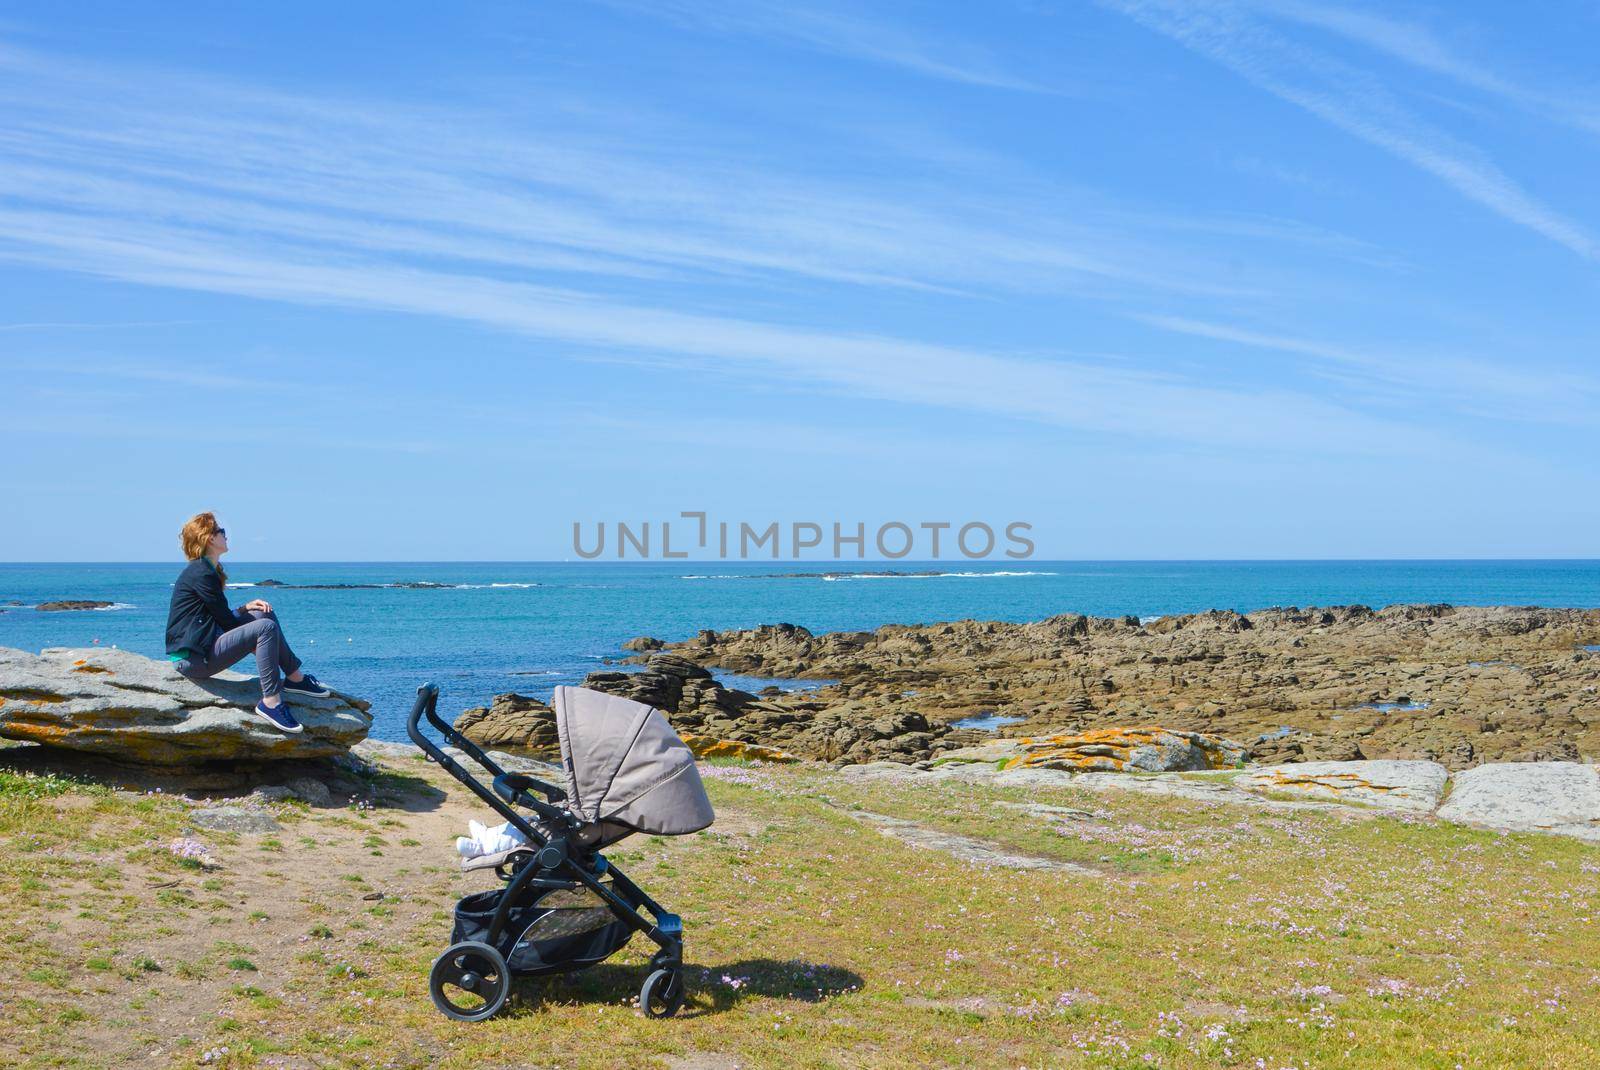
[451,887,637,975]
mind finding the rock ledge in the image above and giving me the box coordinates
[0,646,372,764]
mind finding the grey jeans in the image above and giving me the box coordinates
[176,609,303,701]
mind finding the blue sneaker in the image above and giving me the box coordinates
[282,672,331,698]
[255,699,304,734]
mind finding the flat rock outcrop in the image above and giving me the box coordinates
[631,605,1600,769]
[843,755,1600,839]
[1237,760,1448,812]
[1014,726,1245,773]
[1437,762,1600,841]
[934,727,1246,773]
[0,646,371,764]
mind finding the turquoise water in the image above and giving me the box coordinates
[3,560,1599,740]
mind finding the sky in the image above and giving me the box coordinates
[1,1,1598,561]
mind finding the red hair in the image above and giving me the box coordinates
[179,512,226,584]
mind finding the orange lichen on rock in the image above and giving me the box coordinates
[681,734,799,764]
[1003,725,1247,773]
[1261,770,1398,793]
[0,720,72,744]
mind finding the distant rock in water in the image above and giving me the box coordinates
[35,600,116,611]
[250,579,457,590]
[622,636,665,652]
[0,646,371,764]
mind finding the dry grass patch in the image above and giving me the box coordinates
[0,752,1597,1068]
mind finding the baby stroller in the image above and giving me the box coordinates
[407,682,715,1021]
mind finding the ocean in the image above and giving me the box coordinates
[4,560,1599,741]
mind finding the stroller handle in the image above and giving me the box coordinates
[406,683,570,839]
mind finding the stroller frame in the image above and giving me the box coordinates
[407,683,687,1021]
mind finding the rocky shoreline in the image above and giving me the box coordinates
[458,603,1600,770]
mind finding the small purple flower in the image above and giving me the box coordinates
[168,837,211,864]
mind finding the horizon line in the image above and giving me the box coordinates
[4,558,1600,566]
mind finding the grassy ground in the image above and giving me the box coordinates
[2,748,1598,1069]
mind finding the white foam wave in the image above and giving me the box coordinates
[227,582,256,588]
[683,570,1057,581]
[456,582,540,589]
[98,602,136,610]
[823,570,1058,581]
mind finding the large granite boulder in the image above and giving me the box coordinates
[0,646,371,764]
[580,662,957,764]
[454,692,559,752]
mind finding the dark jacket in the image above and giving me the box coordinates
[165,557,247,660]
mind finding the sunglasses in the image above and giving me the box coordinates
[215,527,227,537]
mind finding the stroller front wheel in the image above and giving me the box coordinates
[640,967,685,1018]
[430,941,510,1022]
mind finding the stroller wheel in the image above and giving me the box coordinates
[640,967,685,1019]
[429,941,510,1022]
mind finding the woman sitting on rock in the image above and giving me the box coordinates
[165,511,329,735]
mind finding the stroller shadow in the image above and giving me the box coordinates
[509,958,864,1018]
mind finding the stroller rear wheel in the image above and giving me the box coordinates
[640,967,685,1018]
[430,941,510,1021]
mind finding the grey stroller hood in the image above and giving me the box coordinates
[552,686,714,841]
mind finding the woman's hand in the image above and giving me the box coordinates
[244,598,274,614]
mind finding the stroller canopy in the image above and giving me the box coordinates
[552,686,715,838]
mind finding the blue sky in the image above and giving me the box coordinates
[2,1,1598,561]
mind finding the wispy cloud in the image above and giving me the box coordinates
[591,0,1055,93]
[0,198,1413,449]
[0,45,1279,303]
[1100,0,1600,259]
[1255,0,1600,135]
[6,360,270,391]
[1141,313,1600,423]
[0,35,1569,460]
[0,318,204,332]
